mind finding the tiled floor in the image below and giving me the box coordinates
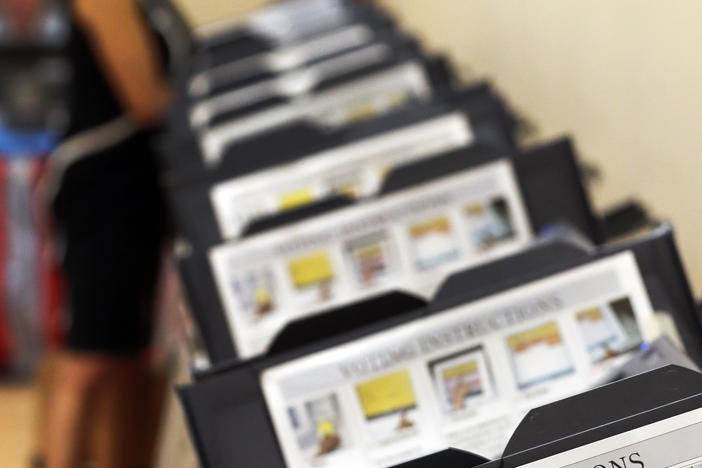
[0,384,36,468]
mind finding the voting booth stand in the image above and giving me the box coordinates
[147,1,702,467]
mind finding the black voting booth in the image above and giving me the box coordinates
[393,365,702,468]
[178,137,603,364]
[140,0,369,51]
[177,225,702,467]
[154,0,396,70]
[184,12,398,99]
[168,82,519,249]
[162,52,463,180]
[144,0,405,106]
[185,36,445,131]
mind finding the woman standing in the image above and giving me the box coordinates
[41,0,171,467]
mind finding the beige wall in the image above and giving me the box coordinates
[173,0,267,27]
[376,0,702,293]
[179,0,702,293]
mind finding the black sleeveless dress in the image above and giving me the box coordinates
[51,12,168,355]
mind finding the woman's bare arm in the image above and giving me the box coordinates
[73,0,172,127]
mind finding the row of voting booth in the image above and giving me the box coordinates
[148,0,702,467]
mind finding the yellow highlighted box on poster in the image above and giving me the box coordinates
[507,322,562,352]
[442,360,478,381]
[288,252,334,289]
[356,370,416,419]
[279,188,317,210]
